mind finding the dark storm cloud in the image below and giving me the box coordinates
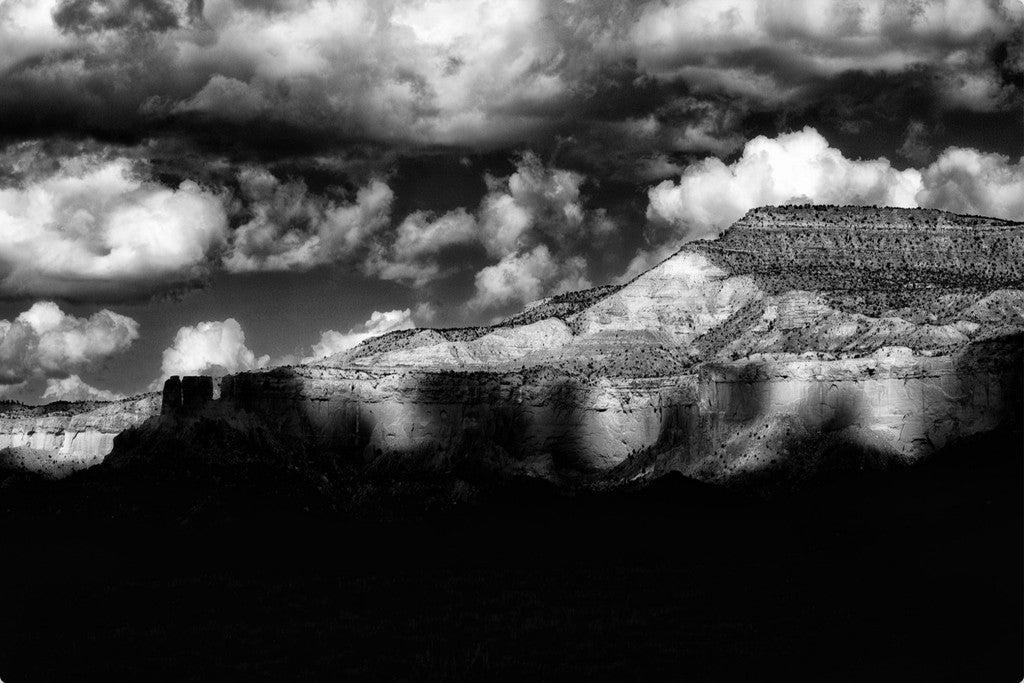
[228,0,292,14]
[53,0,203,33]
[1,0,1020,164]
[0,0,1020,311]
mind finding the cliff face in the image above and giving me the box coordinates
[0,394,161,477]
[109,206,1024,486]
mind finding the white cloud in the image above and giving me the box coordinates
[470,244,589,310]
[171,75,270,123]
[0,143,229,300]
[222,168,394,272]
[466,152,608,311]
[219,153,617,308]
[647,127,922,238]
[42,374,124,402]
[363,208,478,286]
[164,0,580,146]
[614,244,679,285]
[305,308,416,361]
[159,318,269,379]
[646,127,1024,241]
[916,147,1024,221]
[479,152,587,257]
[0,300,139,385]
[0,0,66,73]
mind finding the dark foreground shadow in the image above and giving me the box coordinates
[0,427,1019,683]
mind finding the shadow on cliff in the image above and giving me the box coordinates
[95,366,603,511]
[393,369,591,482]
[606,361,774,484]
[97,334,1024,501]
[722,383,902,495]
[103,368,373,486]
[609,361,909,496]
[953,332,1024,422]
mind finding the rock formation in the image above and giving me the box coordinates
[109,205,1022,488]
[0,394,161,477]
[14,205,1022,488]
[162,376,215,415]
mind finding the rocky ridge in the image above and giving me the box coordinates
[0,394,160,477]
[10,206,1024,487]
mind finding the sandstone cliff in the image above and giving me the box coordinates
[0,394,161,477]
[98,206,1024,487]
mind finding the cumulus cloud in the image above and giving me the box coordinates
[466,152,611,310]
[171,75,271,123]
[357,152,616,308]
[0,146,616,309]
[470,244,589,311]
[916,147,1024,221]
[42,374,125,402]
[0,142,229,300]
[305,308,416,361]
[479,152,587,257]
[647,127,921,237]
[646,127,1024,241]
[222,167,394,272]
[0,300,139,386]
[614,244,679,285]
[159,318,269,378]
[363,208,478,286]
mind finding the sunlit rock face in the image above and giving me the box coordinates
[127,206,1024,485]
[575,252,760,343]
[0,395,161,477]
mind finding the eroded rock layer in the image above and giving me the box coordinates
[112,206,1022,486]
[0,395,161,477]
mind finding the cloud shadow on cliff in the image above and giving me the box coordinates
[609,360,912,493]
[107,367,380,477]
[402,369,595,480]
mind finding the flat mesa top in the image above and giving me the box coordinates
[726,205,1022,232]
[296,205,1024,374]
[682,206,1024,291]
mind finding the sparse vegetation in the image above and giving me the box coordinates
[693,205,1024,293]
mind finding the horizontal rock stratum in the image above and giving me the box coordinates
[9,206,1024,485]
[0,395,160,477]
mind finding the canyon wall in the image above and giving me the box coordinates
[10,206,1021,487]
[0,395,161,477]
[199,334,1018,484]
[215,367,693,474]
[177,206,1020,484]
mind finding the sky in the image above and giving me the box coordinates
[0,0,1022,403]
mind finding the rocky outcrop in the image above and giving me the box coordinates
[115,206,1024,487]
[162,376,215,415]
[0,394,161,477]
